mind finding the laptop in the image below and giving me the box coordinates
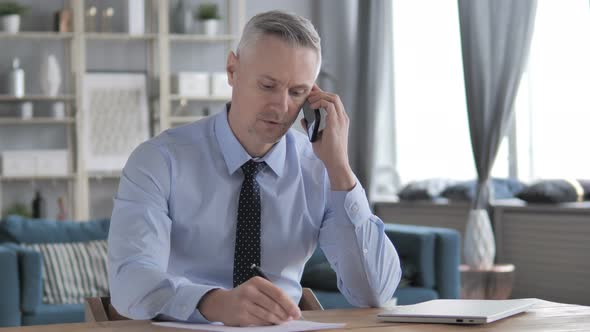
[377,298,538,325]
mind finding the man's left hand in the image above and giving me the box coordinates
[302,85,356,191]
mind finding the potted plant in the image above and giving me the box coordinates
[0,2,28,33]
[194,3,221,36]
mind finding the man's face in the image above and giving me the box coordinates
[226,35,319,149]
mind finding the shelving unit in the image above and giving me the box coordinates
[169,95,230,102]
[0,32,74,40]
[0,0,245,220]
[0,174,77,182]
[84,32,158,41]
[0,95,75,102]
[169,34,235,42]
[0,117,75,125]
[170,116,206,125]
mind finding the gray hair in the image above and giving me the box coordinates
[237,10,322,75]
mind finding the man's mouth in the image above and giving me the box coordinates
[261,119,282,126]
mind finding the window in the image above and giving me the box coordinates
[514,0,590,180]
[392,0,589,185]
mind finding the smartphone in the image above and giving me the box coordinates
[302,101,326,142]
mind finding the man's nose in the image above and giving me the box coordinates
[272,89,289,113]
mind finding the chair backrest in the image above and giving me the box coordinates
[85,297,128,322]
[86,288,322,322]
[300,287,324,311]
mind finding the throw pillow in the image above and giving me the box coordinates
[0,215,109,244]
[22,240,109,304]
[397,179,457,201]
[516,179,590,203]
[441,178,525,201]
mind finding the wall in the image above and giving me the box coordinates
[0,0,314,219]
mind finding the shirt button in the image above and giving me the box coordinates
[351,203,359,213]
[363,248,368,254]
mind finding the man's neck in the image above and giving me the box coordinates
[227,108,273,158]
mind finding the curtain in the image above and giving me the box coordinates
[315,0,398,198]
[458,0,537,268]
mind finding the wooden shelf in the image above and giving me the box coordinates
[88,172,121,180]
[85,33,158,41]
[169,34,235,42]
[0,32,74,40]
[0,117,75,125]
[0,1,246,220]
[0,174,77,182]
[0,95,75,102]
[170,95,230,102]
[170,116,206,124]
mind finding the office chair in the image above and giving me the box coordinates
[85,288,323,322]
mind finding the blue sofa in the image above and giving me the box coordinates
[0,217,460,326]
[301,224,461,309]
[0,216,110,327]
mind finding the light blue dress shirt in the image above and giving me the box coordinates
[108,106,401,323]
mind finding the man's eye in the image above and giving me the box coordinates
[290,90,305,97]
[261,84,274,89]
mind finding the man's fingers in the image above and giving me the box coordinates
[307,92,336,105]
[301,118,308,131]
[255,278,301,319]
[248,287,290,321]
[310,99,339,128]
[247,302,286,325]
[237,312,271,327]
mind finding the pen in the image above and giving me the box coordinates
[250,263,270,280]
[250,264,305,320]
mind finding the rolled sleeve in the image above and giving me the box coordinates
[109,142,222,323]
[330,182,373,227]
[171,285,223,323]
[320,178,401,308]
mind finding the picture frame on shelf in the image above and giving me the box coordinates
[82,72,149,173]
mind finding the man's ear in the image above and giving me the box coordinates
[226,51,238,87]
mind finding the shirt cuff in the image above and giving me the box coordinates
[330,181,372,227]
[170,284,223,323]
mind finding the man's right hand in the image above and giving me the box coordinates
[197,277,301,326]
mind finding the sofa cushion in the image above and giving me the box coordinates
[384,224,435,289]
[441,178,525,201]
[0,245,22,327]
[2,243,44,314]
[301,261,339,291]
[22,304,84,326]
[516,179,590,203]
[397,179,456,201]
[22,240,109,304]
[301,248,414,292]
[393,286,439,305]
[0,215,109,244]
[312,290,355,309]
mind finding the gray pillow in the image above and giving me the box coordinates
[398,179,456,201]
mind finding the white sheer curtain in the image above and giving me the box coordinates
[392,0,589,185]
[513,0,590,180]
[392,0,509,184]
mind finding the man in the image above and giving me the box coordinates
[108,10,401,327]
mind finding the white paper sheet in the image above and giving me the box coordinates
[152,320,345,332]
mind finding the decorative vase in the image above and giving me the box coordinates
[201,19,219,36]
[173,0,192,34]
[40,54,61,96]
[463,209,496,269]
[1,14,20,33]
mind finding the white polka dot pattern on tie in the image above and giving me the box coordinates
[233,159,266,287]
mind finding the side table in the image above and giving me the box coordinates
[460,264,515,299]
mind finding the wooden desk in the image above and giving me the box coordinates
[1,300,589,331]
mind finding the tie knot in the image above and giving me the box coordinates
[241,160,265,178]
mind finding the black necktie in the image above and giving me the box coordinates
[233,159,266,287]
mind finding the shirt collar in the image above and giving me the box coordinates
[214,104,286,177]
